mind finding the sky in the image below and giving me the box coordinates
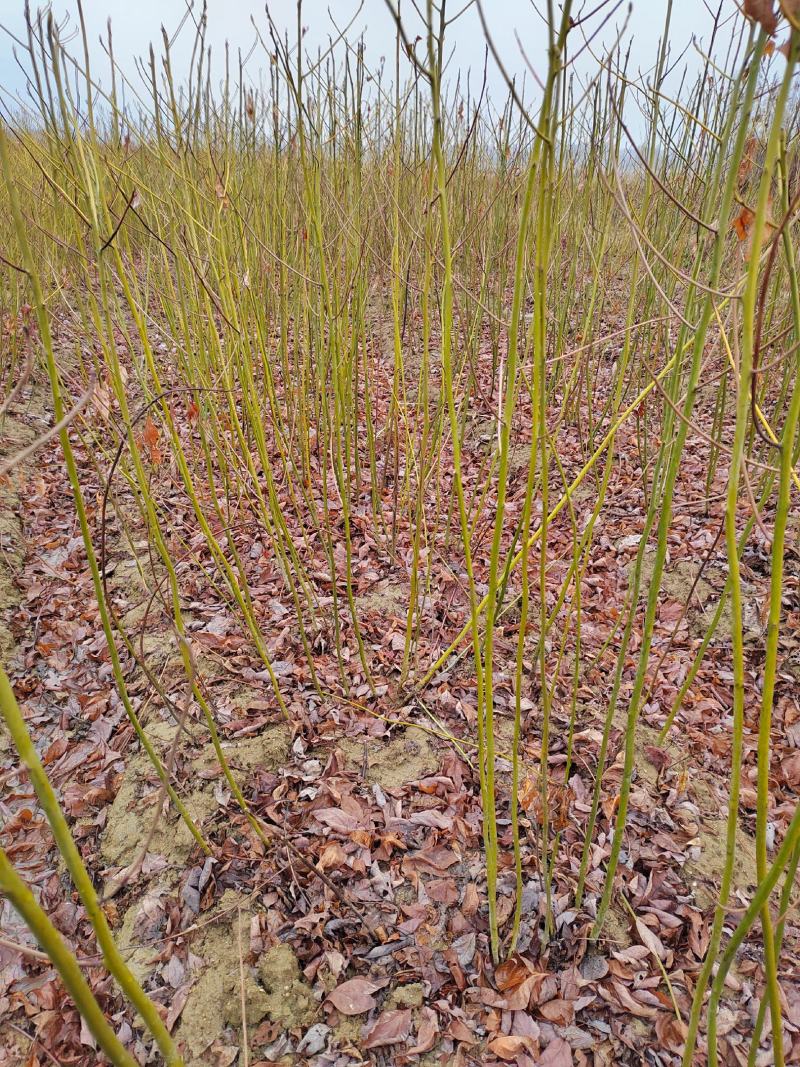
[0,1,742,121]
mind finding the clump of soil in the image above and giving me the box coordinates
[257,943,317,1029]
[101,760,219,869]
[629,547,761,641]
[101,722,290,871]
[682,774,760,911]
[117,890,317,1064]
[634,724,761,910]
[106,554,152,603]
[489,714,541,783]
[176,895,314,1061]
[599,903,634,950]
[508,442,532,474]
[192,725,291,776]
[385,982,424,1009]
[355,581,409,620]
[0,379,45,663]
[116,885,172,984]
[338,726,438,788]
[0,1025,31,1065]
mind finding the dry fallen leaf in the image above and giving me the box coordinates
[494,956,530,992]
[403,846,459,875]
[655,1012,690,1051]
[538,997,575,1025]
[447,1018,476,1044]
[781,751,800,786]
[488,1034,537,1061]
[314,807,361,833]
[462,882,480,916]
[326,976,388,1015]
[505,973,546,1011]
[362,1008,412,1049]
[635,916,667,961]
[580,952,609,981]
[644,745,670,772]
[93,378,112,423]
[317,841,346,870]
[215,174,230,208]
[519,775,538,810]
[408,1006,438,1055]
[537,1037,575,1066]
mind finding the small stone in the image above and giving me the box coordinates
[580,953,609,981]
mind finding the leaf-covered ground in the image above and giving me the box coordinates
[2,301,800,1066]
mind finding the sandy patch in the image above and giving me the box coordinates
[101,723,290,870]
[338,726,438,788]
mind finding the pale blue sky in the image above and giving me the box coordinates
[0,1,745,120]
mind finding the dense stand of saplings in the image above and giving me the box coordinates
[0,1,799,1064]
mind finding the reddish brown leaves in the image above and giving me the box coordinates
[408,1006,439,1054]
[141,414,162,465]
[644,744,670,772]
[737,135,759,188]
[732,198,776,260]
[488,1034,538,1061]
[494,955,530,992]
[325,976,388,1015]
[733,205,755,242]
[7,154,800,1067]
[362,1007,412,1048]
[743,0,797,53]
[744,0,778,34]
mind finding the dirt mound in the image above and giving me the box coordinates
[0,375,47,663]
[628,546,762,641]
[117,888,316,1064]
[101,722,291,872]
[338,726,438,788]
